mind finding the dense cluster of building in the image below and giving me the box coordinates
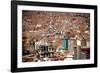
[22,10,90,62]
